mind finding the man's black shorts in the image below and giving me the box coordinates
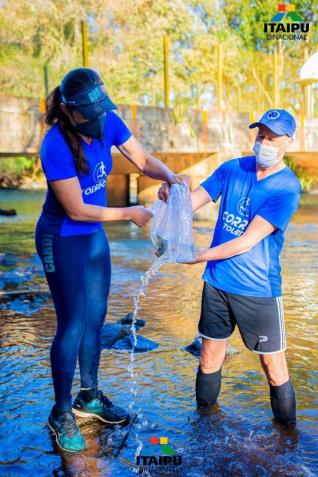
[198,282,286,354]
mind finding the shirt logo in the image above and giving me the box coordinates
[237,196,250,217]
[82,161,107,196]
[94,161,107,183]
[266,110,280,120]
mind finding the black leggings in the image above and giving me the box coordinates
[35,224,111,413]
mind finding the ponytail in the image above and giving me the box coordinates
[44,86,89,175]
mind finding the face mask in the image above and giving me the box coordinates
[253,139,288,168]
[74,113,106,139]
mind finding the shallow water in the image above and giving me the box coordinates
[0,190,317,476]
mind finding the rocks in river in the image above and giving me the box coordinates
[111,334,159,353]
[101,313,159,353]
[184,336,240,357]
[0,294,50,315]
[117,312,146,328]
[0,253,20,267]
[0,208,17,216]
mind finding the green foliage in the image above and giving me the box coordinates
[0,0,317,112]
[284,156,314,193]
[0,157,33,178]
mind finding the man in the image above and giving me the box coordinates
[159,109,301,424]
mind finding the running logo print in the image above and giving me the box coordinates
[82,161,108,196]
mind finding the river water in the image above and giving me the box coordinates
[0,189,317,476]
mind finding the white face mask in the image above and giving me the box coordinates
[253,140,289,168]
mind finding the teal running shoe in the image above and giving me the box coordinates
[48,409,87,452]
[72,389,130,425]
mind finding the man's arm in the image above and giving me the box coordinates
[194,215,276,263]
[191,186,213,212]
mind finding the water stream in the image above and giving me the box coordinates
[128,258,165,462]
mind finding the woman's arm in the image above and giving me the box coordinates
[49,177,152,227]
[194,215,275,263]
[117,136,191,186]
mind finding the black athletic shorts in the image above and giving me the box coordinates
[198,282,286,354]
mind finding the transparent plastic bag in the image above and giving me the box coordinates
[150,183,195,263]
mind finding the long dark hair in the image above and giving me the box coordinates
[44,68,102,175]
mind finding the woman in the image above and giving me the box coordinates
[35,67,188,453]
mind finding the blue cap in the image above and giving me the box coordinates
[249,109,296,137]
[60,68,117,119]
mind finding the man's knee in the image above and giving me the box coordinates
[200,338,227,373]
[259,352,289,386]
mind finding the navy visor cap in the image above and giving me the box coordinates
[60,68,117,119]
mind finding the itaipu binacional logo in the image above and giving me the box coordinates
[264,4,310,41]
[136,436,182,468]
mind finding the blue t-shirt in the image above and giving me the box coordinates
[38,110,132,236]
[200,156,301,298]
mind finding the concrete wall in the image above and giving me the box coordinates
[0,95,318,214]
[2,94,318,153]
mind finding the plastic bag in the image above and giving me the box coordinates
[150,183,195,263]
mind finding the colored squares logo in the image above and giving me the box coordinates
[150,437,175,455]
[278,4,295,12]
[271,4,304,22]
[150,436,168,445]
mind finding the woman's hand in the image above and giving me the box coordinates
[129,206,153,227]
[158,173,192,202]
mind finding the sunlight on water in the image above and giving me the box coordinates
[0,190,317,476]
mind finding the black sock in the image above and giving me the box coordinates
[52,404,70,419]
[196,366,222,406]
[270,380,296,424]
[79,387,98,401]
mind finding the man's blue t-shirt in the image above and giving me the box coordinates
[38,110,132,236]
[200,156,301,298]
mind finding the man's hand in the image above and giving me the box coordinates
[158,173,192,202]
[182,248,209,264]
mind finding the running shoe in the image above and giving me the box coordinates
[48,409,86,452]
[72,389,130,425]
